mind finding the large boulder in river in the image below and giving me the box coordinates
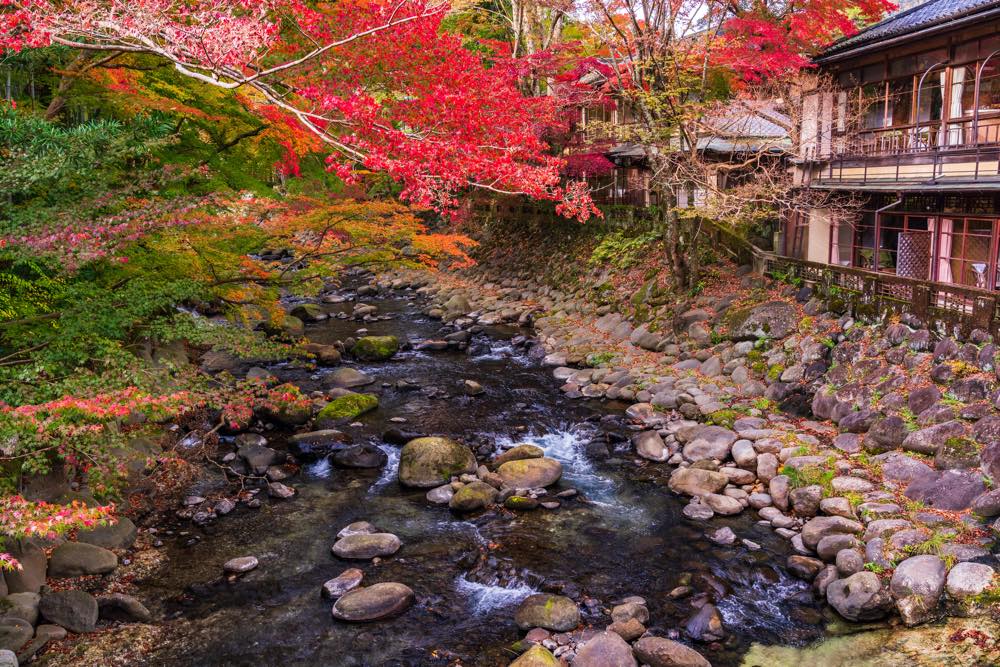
[47,542,118,577]
[668,468,727,497]
[572,631,637,667]
[351,336,399,361]
[398,437,477,488]
[331,582,414,621]
[728,301,799,341]
[323,367,375,389]
[315,393,378,427]
[633,637,711,667]
[514,594,580,631]
[331,533,401,560]
[497,458,562,488]
[826,572,892,621]
[890,555,946,626]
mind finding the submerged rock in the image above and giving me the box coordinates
[223,556,259,574]
[331,582,414,621]
[330,443,387,468]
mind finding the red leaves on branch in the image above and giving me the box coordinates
[1,0,597,219]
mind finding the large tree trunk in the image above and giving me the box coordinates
[45,52,122,121]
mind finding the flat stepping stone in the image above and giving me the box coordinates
[331,582,414,621]
[331,533,401,560]
[322,569,364,599]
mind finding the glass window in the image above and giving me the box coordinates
[916,70,944,123]
[979,60,1000,113]
[861,84,886,129]
[887,78,913,126]
[950,65,974,118]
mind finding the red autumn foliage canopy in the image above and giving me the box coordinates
[0,0,597,219]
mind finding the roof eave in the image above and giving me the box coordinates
[815,4,1000,66]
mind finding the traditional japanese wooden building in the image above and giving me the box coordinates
[794,0,1000,291]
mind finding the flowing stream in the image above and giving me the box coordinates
[134,276,826,666]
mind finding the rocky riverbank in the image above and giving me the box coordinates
[361,258,1000,661]
[5,253,999,666]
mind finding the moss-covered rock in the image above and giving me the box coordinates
[510,645,560,667]
[503,495,539,510]
[936,436,981,470]
[497,457,562,488]
[514,593,580,631]
[351,335,399,361]
[315,393,378,427]
[448,481,497,512]
[398,437,477,488]
[290,303,324,322]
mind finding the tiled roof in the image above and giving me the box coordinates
[821,0,1000,58]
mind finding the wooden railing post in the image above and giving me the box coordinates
[973,295,995,331]
[912,284,931,320]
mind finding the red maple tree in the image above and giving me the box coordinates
[1,0,599,218]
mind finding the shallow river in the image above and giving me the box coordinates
[137,276,825,666]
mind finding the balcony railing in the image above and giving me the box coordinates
[838,116,1000,158]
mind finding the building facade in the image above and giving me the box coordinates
[795,0,1000,292]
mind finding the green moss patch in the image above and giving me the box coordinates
[316,393,378,425]
[351,336,399,361]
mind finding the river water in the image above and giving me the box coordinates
[136,276,825,666]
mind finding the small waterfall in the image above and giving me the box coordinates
[368,443,401,494]
[455,575,537,614]
[716,566,815,644]
[494,425,620,506]
[456,554,540,614]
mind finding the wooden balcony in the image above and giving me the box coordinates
[813,118,1000,186]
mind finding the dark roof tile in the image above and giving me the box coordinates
[822,0,1000,57]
